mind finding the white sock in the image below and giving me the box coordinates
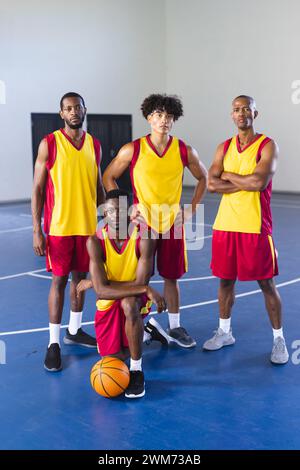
[130,357,142,371]
[68,310,82,335]
[273,327,283,340]
[143,330,151,342]
[49,323,61,347]
[219,318,231,334]
[168,312,180,330]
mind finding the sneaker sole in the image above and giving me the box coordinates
[125,389,146,398]
[44,364,62,372]
[203,339,235,351]
[168,336,197,348]
[270,356,289,365]
[63,337,97,348]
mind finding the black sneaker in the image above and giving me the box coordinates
[125,371,145,398]
[63,328,97,348]
[145,319,169,346]
[167,326,197,348]
[44,343,62,372]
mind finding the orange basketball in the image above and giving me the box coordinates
[90,357,130,398]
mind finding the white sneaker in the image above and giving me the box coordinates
[203,328,235,351]
[271,337,289,364]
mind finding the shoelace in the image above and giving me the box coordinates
[274,338,286,353]
[212,329,224,338]
[175,327,188,335]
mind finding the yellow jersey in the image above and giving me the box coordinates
[44,129,100,236]
[213,134,273,234]
[96,225,152,313]
[130,135,188,234]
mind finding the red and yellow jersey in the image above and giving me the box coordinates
[44,129,100,236]
[96,225,152,313]
[130,135,188,234]
[213,134,273,234]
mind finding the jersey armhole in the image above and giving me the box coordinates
[92,136,101,167]
[46,133,57,170]
[96,229,106,262]
[256,137,272,162]
[178,139,189,167]
[223,138,232,157]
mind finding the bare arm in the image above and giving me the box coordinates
[31,138,48,255]
[96,165,106,207]
[185,146,208,216]
[221,140,278,191]
[77,237,155,296]
[102,142,134,191]
[134,237,156,285]
[87,235,147,299]
[84,235,166,311]
[208,142,240,194]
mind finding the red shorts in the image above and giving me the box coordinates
[156,224,188,279]
[46,235,90,276]
[95,295,152,357]
[211,230,279,281]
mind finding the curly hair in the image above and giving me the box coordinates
[141,94,184,121]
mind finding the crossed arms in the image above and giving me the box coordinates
[208,139,278,194]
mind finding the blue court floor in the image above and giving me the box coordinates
[0,191,299,450]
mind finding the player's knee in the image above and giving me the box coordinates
[51,275,68,291]
[220,279,235,291]
[121,298,138,318]
[258,279,275,294]
[71,271,86,284]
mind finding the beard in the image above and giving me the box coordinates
[65,117,84,129]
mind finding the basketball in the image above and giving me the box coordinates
[90,357,130,398]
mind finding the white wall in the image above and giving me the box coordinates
[166,0,300,191]
[0,0,166,201]
[1,0,299,201]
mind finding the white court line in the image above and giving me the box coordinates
[28,273,53,280]
[0,267,215,283]
[0,277,299,337]
[0,221,211,236]
[0,268,47,281]
[271,203,300,209]
[28,272,72,282]
[0,225,33,234]
[186,235,212,242]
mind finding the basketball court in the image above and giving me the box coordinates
[0,190,299,450]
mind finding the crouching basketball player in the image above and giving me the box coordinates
[77,189,168,398]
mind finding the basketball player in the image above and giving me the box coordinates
[77,189,167,398]
[203,95,289,364]
[32,92,105,372]
[102,94,207,348]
